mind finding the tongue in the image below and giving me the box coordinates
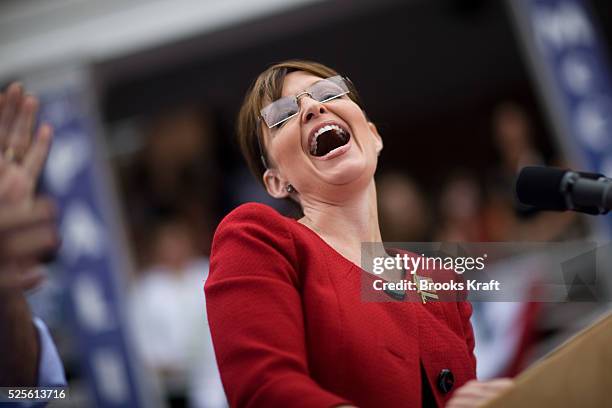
[314,129,347,157]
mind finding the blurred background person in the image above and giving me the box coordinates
[118,105,218,264]
[128,216,226,408]
[377,171,432,242]
[483,101,583,242]
[118,103,225,407]
[434,171,488,242]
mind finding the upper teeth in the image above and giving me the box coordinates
[311,124,345,153]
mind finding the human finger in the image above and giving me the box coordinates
[446,396,482,408]
[454,379,512,392]
[451,387,500,401]
[0,83,23,149]
[0,164,35,205]
[6,95,38,158]
[0,198,56,232]
[446,396,496,408]
[448,379,514,407]
[0,223,60,260]
[457,378,513,391]
[23,123,53,180]
[19,267,47,291]
[477,378,514,391]
[0,264,46,292]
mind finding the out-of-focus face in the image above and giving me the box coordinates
[261,71,382,200]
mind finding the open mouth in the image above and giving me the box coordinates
[309,124,351,157]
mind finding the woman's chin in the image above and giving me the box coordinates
[315,156,374,186]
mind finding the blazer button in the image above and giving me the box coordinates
[437,369,454,394]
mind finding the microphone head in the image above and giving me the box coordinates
[516,166,568,211]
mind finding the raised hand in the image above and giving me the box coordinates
[0,83,53,206]
[0,83,57,388]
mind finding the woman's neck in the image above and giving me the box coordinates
[298,180,382,266]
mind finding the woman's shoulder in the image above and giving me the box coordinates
[211,202,322,261]
[208,203,301,283]
[217,202,289,229]
[213,202,297,246]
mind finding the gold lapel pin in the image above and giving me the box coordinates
[413,274,439,304]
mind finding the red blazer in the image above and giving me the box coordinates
[205,203,477,408]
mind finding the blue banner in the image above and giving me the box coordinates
[28,68,150,408]
[510,0,612,232]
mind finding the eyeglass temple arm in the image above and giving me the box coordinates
[256,119,268,169]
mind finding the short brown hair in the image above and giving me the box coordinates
[237,60,363,185]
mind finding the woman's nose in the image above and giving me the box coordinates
[301,98,328,123]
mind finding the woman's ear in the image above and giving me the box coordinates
[368,121,384,154]
[263,168,290,199]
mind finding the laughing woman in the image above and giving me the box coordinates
[204,60,512,408]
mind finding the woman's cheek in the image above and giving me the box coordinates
[273,147,308,187]
[270,131,298,163]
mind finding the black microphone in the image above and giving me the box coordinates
[516,166,612,215]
